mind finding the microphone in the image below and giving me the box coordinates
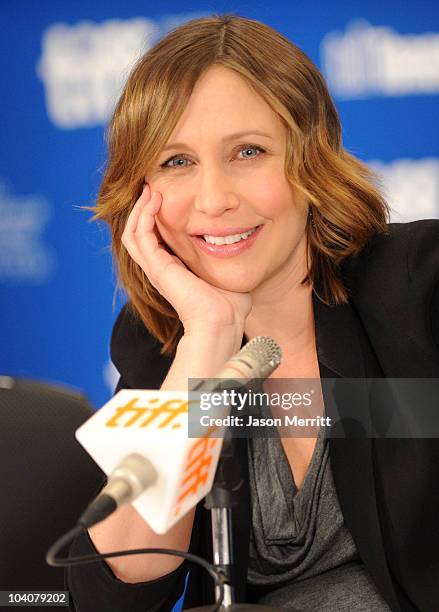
[190,335,282,392]
[75,336,281,533]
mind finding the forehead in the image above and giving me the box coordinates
[168,65,285,142]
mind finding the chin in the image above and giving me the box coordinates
[204,272,261,294]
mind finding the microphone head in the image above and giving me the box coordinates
[238,336,282,379]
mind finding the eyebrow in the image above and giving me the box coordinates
[161,130,274,152]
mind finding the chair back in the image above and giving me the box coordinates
[0,377,104,590]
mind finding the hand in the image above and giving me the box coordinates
[121,185,252,341]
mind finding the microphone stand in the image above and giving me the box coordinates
[186,338,298,611]
[186,415,295,611]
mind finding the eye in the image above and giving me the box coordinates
[236,145,265,160]
[159,144,266,171]
[160,155,191,169]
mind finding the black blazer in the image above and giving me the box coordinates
[67,221,439,612]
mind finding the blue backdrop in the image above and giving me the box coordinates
[1,1,438,409]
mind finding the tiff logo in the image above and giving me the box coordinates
[369,157,439,222]
[321,20,439,98]
[37,12,206,129]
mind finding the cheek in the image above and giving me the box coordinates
[251,173,296,217]
[155,191,189,233]
[268,173,307,218]
[147,174,188,227]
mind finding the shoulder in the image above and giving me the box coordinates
[344,219,439,292]
[340,220,439,375]
[110,304,172,390]
[368,219,439,266]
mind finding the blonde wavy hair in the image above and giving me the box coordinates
[93,13,389,355]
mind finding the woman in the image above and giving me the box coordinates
[67,14,439,611]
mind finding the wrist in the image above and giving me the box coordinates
[167,328,243,387]
[182,323,244,361]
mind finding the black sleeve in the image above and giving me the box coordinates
[374,221,439,610]
[66,529,189,612]
[432,279,439,350]
[110,304,173,390]
[406,219,439,355]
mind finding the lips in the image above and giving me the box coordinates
[189,224,263,258]
[190,225,259,237]
[203,226,258,245]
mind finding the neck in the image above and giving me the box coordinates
[244,260,315,356]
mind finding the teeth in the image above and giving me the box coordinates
[203,227,258,245]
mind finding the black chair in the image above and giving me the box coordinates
[0,376,104,592]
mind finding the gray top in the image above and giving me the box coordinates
[247,428,391,610]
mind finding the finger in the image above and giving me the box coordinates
[122,189,187,295]
[135,192,162,266]
[153,223,167,247]
[123,184,150,236]
[137,191,162,236]
[125,192,165,277]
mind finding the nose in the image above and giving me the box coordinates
[194,167,240,216]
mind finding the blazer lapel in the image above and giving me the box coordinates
[314,295,401,611]
[193,296,402,608]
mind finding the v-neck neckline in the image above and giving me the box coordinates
[237,292,400,610]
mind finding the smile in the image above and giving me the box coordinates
[190,225,263,258]
[203,227,258,245]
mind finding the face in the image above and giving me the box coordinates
[147,65,309,294]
